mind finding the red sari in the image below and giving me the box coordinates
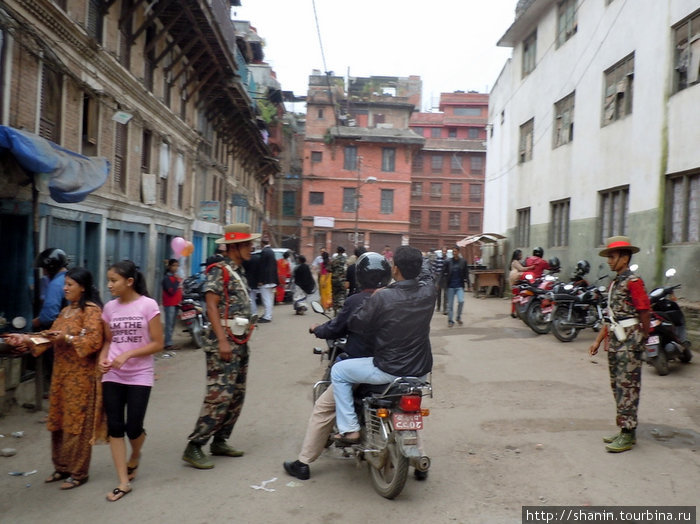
[276,258,291,303]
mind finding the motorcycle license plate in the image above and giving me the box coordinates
[392,413,423,431]
[646,335,660,345]
[180,310,196,320]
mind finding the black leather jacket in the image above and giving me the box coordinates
[313,290,373,359]
[347,264,435,377]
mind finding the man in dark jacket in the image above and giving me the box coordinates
[443,246,469,327]
[330,246,435,444]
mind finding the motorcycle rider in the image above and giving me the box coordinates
[331,245,435,445]
[525,247,550,279]
[589,236,650,453]
[283,252,392,480]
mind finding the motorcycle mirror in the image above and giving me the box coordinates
[11,316,27,329]
[665,268,676,278]
[310,301,325,314]
[629,264,639,272]
[598,285,606,293]
[564,284,573,291]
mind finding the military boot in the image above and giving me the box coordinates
[602,431,637,444]
[605,430,636,453]
[182,442,214,469]
[210,439,244,457]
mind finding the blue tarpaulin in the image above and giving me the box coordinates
[0,125,109,203]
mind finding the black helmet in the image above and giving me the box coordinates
[35,248,68,274]
[356,252,391,290]
[533,247,544,257]
[576,259,590,275]
[548,257,560,270]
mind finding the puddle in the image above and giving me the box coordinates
[638,423,700,450]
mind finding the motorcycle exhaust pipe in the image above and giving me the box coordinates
[410,456,431,472]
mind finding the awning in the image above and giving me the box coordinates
[456,233,506,247]
[0,125,109,203]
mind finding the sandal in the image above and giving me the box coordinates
[60,476,88,490]
[45,471,70,483]
[127,463,139,481]
[332,432,361,446]
[106,485,132,502]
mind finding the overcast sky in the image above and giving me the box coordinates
[233,0,518,111]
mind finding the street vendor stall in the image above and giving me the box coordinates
[456,233,507,298]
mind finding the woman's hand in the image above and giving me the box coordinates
[98,358,112,374]
[110,351,131,369]
[5,334,29,354]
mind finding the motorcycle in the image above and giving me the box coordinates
[179,267,210,348]
[549,266,608,342]
[645,268,693,376]
[309,301,432,499]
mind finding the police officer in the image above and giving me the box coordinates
[330,246,347,315]
[182,223,260,469]
[589,236,650,453]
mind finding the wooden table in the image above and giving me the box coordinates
[472,269,505,298]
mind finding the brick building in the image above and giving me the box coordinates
[409,92,488,255]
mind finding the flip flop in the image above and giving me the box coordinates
[60,476,88,490]
[106,485,132,502]
[127,463,138,481]
[45,471,70,483]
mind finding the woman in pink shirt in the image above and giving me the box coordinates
[99,260,163,502]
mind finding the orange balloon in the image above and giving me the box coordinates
[181,241,194,257]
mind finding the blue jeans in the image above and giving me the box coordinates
[446,287,464,323]
[330,357,398,433]
[164,305,178,347]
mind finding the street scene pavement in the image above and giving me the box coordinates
[1,294,699,523]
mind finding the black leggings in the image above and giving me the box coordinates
[102,381,151,440]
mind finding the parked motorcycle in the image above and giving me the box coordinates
[179,268,210,348]
[645,268,693,376]
[512,259,561,334]
[309,301,432,499]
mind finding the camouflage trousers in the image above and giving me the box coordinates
[607,346,642,430]
[188,342,249,446]
[331,282,346,314]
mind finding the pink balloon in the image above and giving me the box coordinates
[171,236,186,257]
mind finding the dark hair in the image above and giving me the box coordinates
[298,255,307,264]
[167,258,179,267]
[354,246,367,258]
[337,246,345,254]
[109,260,150,297]
[393,246,422,280]
[283,251,291,259]
[66,267,103,309]
[511,249,523,262]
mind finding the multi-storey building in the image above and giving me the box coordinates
[0,0,280,327]
[299,73,424,259]
[485,0,700,300]
[409,92,488,254]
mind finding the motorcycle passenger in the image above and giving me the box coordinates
[589,236,650,453]
[525,247,550,279]
[331,245,435,445]
[283,252,392,480]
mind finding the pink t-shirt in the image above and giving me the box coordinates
[102,295,161,387]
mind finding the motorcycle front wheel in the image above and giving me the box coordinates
[190,317,206,349]
[652,351,669,376]
[525,298,552,335]
[551,306,579,342]
[369,437,409,499]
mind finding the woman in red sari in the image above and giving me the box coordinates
[275,251,292,304]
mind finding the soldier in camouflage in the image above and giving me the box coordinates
[182,223,260,469]
[589,236,650,453]
[330,246,348,315]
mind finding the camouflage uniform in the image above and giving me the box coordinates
[188,257,252,446]
[330,253,347,314]
[606,270,647,430]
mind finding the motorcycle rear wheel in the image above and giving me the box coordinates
[652,351,669,376]
[190,318,205,349]
[369,438,409,499]
[680,347,693,363]
[525,299,552,335]
[551,306,579,342]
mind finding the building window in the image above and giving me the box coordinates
[673,11,700,93]
[343,146,357,170]
[516,207,530,247]
[553,91,575,148]
[430,182,442,200]
[602,53,634,126]
[410,210,422,226]
[523,31,537,77]
[469,184,482,203]
[144,26,155,92]
[470,156,484,174]
[380,189,394,214]
[317,108,324,119]
[114,123,128,193]
[343,187,357,212]
[448,128,457,138]
[381,148,396,172]
[282,190,295,217]
[159,141,170,205]
[667,172,700,243]
[468,127,480,139]
[175,152,185,209]
[454,107,481,116]
[411,181,423,200]
[412,127,423,137]
[557,0,578,48]
[431,154,443,173]
[309,191,324,205]
[550,199,570,247]
[412,152,424,173]
[119,0,132,68]
[448,212,461,231]
[599,186,629,244]
[39,64,62,143]
[81,94,99,156]
[141,129,152,172]
[468,212,481,232]
[519,118,534,163]
[87,0,104,43]
[429,211,441,230]
[449,183,462,201]
[311,151,323,163]
[430,127,441,138]
[450,155,463,174]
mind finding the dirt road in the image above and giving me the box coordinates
[1,294,698,523]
